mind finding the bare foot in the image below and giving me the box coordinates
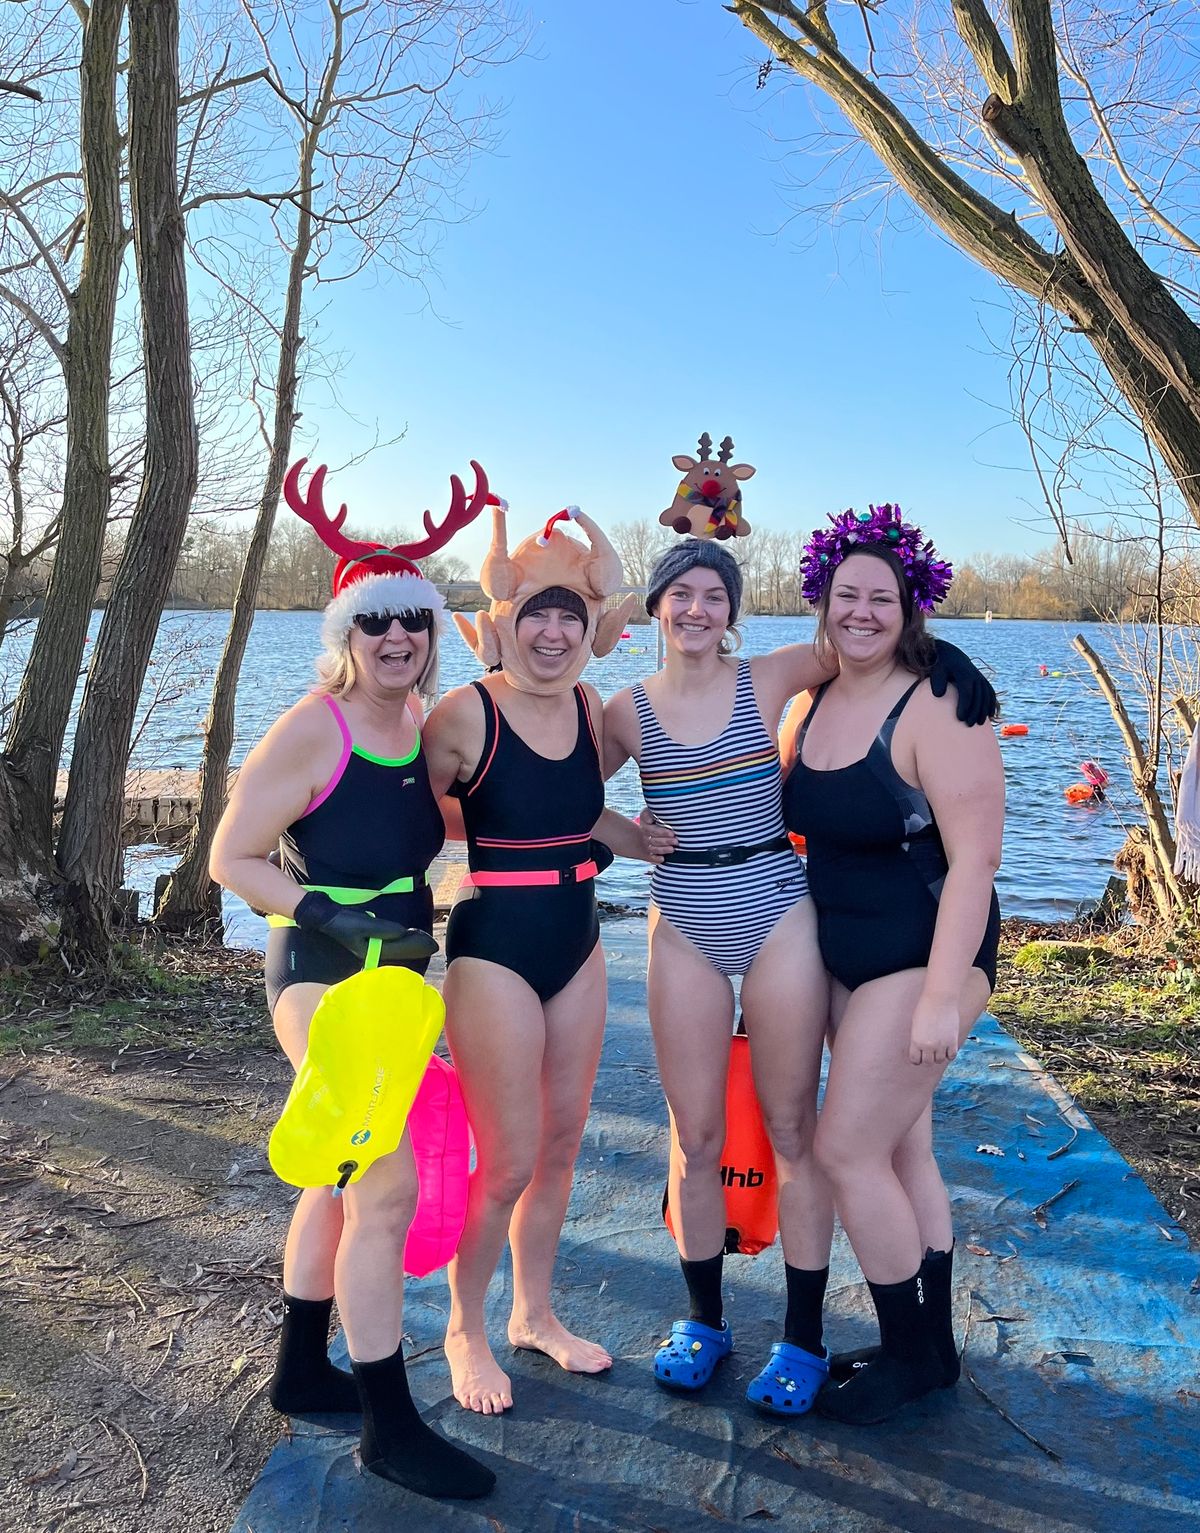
[507,1313,613,1374]
[445,1328,513,1414]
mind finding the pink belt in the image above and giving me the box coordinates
[461,859,599,889]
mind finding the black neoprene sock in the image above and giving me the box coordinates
[817,1270,945,1425]
[783,1263,828,1355]
[354,1346,495,1500]
[828,1244,959,1385]
[268,1293,361,1414]
[680,1252,724,1330]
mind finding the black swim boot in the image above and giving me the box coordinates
[268,1293,361,1414]
[680,1251,725,1330]
[783,1262,829,1355]
[816,1269,946,1425]
[353,1346,495,1500]
[828,1244,960,1385]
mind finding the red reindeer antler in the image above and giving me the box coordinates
[283,459,379,562]
[396,461,490,561]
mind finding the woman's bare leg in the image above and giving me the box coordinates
[739,899,833,1273]
[443,956,545,1414]
[507,941,611,1373]
[815,968,992,1283]
[646,905,736,1261]
[335,1135,418,1361]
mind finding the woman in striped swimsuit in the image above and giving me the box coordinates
[604,539,839,1409]
[604,539,996,1413]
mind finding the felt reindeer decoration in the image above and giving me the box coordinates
[660,433,756,541]
[453,504,639,695]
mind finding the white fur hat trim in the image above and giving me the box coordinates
[322,572,445,650]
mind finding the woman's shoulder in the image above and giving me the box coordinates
[430,680,485,720]
[242,692,343,778]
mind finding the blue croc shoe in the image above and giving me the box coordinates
[653,1319,733,1391]
[746,1341,830,1416]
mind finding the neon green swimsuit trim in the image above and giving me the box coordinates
[351,723,422,768]
[266,873,426,929]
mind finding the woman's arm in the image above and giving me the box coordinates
[584,684,662,862]
[752,644,839,725]
[210,701,337,917]
[601,688,638,779]
[907,693,1005,1065]
[423,686,484,797]
[778,689,816,777]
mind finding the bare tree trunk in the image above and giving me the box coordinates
[58,0,197,962]
[0,0,125,880]
[1073,632,1189,925]
[153,243,308,928]
[156,29,340,931]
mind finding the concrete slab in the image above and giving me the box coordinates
[232,919,1200,1533]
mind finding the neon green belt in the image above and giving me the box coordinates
[267,876,427,971]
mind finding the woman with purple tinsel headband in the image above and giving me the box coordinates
[780,504,1004,1426]
[601,527,997,1417]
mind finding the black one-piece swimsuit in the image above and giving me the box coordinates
[782,680,1000,992]
[445,682,605,1003]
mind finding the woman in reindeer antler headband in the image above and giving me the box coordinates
[422,500,659,1415]
[210,459,496,1502]
[780,504,1003,1426]
[601,523,996,1414]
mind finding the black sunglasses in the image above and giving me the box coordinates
[352,610,433,637]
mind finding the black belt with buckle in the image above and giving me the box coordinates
[664,834,793,868]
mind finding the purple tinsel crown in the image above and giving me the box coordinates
[799,503,953,612]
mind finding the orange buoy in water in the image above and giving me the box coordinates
[1065,783,1094,804]
[1000,723,1029,737]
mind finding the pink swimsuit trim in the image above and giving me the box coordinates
[303,695,354,816]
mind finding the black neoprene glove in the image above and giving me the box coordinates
[292,891,438,966]
[929,639,997,726]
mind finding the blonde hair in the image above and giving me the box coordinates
[313,619,441,704]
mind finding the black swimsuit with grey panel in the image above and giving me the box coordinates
[781,680,1000,992]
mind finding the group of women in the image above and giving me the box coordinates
[211,476,1004,1504]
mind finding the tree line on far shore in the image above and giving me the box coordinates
[1,512,1159,625]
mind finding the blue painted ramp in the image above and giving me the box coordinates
[233,920,1199,1532]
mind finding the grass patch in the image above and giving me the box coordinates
[0,935,269,1058]
[992,918,1200,1238]
[1010,940,1112,974]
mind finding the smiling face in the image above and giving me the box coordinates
[821,551,907,665]
[656,566,732,656]
[347,611,433,695]
[514,603,586,686]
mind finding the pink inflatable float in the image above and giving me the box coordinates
[403,1054,473,1278]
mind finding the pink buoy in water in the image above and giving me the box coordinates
[403,1055,472,1278]
[1080,759,1109,789]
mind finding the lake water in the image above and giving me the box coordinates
[33,610,1134,940]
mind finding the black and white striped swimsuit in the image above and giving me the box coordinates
[633,660,809,976]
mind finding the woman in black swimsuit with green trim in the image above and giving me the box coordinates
[211,462,495,1502]
[780,505,1003,1426]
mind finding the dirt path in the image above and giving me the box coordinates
[1,920,1194,1532]
[0,948,292,1533]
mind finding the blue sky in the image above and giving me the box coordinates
[294,1,1050,572]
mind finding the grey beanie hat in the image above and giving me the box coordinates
[646,538,743,622]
